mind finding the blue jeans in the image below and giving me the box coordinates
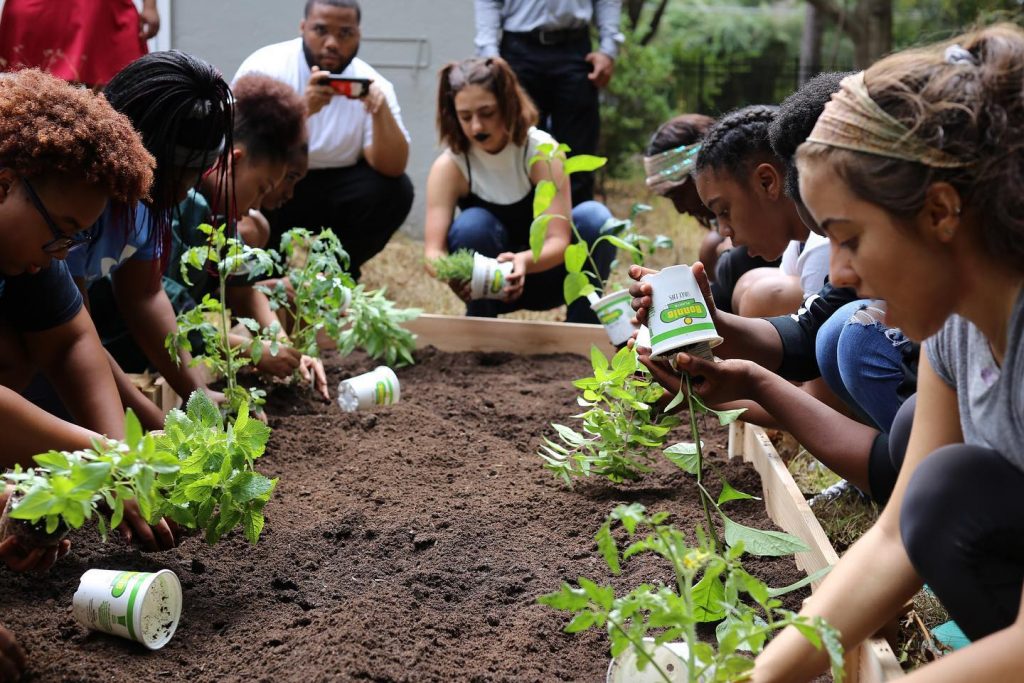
[815,299,911,432]
[446,201,614,323]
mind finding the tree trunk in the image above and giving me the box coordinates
[799,3,824,84]
[853,0,892,67]
[625,0,644,32]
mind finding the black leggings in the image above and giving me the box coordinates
[890,396,1024,640]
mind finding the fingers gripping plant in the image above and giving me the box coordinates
[261,227,356,357]
[528,145,672,305]
[539,504,845,683]
[165,223,280,415]
[1,410,180,542]
[538,345,681,483]
[153,390,276,545]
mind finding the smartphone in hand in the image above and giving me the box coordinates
[323,76,372,98]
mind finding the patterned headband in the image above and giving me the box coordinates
[644,141,702,195]
[805,71,970,169]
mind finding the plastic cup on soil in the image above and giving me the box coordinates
[337,366,401,412]
[72,569,182,650]
[641,264,722,361]
[469,253,514,301]
[589,290,638,346]
[607,638,702,682]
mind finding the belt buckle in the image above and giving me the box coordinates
[537,28,561,45]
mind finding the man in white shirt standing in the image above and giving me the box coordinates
[474,0,623,205]
[234,0,412,279]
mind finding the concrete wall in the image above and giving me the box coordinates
[169,0,476,237]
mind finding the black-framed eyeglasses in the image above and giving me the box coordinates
[23,178,94,254]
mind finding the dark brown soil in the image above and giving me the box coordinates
[1,348,816,682]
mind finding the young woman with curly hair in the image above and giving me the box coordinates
[0,69,178,578]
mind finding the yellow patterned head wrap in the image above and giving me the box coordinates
[806,71,970,169]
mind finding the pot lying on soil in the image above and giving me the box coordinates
[608,638,708,683]
[73,569,183,650]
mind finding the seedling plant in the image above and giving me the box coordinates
[1,410,180,543]
[166,223,281,416]
[528,145,672,305]
[336,285,421,368]
[428,248,475,284]
[538,345,681,483]
[261,227,356,357]
[153,390,276,545]
[539,504,844,683]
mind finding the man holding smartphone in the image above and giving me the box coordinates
[474,0,623,205]
[234,0,412,279]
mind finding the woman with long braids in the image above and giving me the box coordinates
[64,50,234,427]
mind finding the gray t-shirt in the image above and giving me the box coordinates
[926,288,1024,469]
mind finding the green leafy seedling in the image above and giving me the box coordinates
[153,390,277,545]
[429,248,475,283]
[538,345,680,483]
[538,504,845,683]
[337,285,421,368]
[1,410,180,543]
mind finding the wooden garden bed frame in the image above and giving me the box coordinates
[143,313,904,680]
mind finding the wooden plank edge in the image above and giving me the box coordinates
[404,313,610,356]
[731,422,905,681]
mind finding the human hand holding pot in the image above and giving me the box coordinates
[0,486,70,573]
[497,252,528,303]
[628,262,718,326]
[0,624,26,683]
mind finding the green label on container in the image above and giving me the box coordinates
[659,298,708,325]
[374,378,394,405]
[111,571,140,598]
[490,270,504,294]
[599,308,623,325]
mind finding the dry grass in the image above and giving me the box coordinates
[358,177,707,319]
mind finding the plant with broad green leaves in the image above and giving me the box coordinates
[428,248,476,283]
[538,345,681,483]
[538,504,844,683]
[261,227,356,358]
[337,285,421,368]
[153,390,276,545]
[166,222,282,417]
[528,144,671,305]
[1,410,180,542]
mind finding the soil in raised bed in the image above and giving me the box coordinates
[1,347,822,682]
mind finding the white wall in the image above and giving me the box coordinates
[169,0,476,236]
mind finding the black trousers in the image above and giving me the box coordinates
[500,33,599,204]
[887,395,1024,641]
[267,161,413,280]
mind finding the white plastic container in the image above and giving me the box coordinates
[589,290,638,346]
[72,569,182,650]
[337,366,401,412]
[641,265,722,361]
[470,252,514,301]
[607,638,700,682]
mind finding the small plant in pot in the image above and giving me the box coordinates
[539,504,845,683]
[429,248,513,301]
[529,145,672,345]
[152,390,277,545]
[0,410,180,549]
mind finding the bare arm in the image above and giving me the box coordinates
[753,352,964,681]
[523,153,572,273]
[23,308,125,438]
[0,386,97,469]
[112,259,209,401]
[362,84,410,178]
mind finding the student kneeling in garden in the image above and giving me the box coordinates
[423,57,613,322]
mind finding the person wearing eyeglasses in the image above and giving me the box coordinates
[233,0,413,281]
[0,69,179,566]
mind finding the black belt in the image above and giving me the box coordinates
[503,26,590,46]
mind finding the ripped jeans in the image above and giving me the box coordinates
[815,299,911,433]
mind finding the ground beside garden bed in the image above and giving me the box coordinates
[2,348,817,682]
